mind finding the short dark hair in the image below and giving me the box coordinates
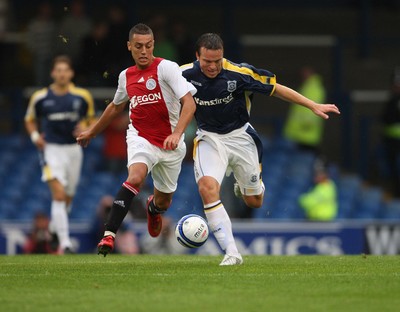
[52,55,73,70]
[195,33,224,55]
[128,23,153,40]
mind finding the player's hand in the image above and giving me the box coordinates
[73,122,86,138]
[163,133,181,150]
[76,130,94,148]
[35,135,46,150]
[312,103,341,119]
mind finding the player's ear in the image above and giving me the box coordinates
[127,41,131,51]
[195,52,199,61]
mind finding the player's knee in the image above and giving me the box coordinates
[125,175,145,189]
[53,191,67,202]
[198,179,219,198]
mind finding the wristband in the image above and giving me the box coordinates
[30,131,40,143]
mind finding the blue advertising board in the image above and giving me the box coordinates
[0,221,399,255]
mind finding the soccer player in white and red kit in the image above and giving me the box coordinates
[77,23,196,256]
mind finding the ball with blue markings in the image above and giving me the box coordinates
[175,214,209,248]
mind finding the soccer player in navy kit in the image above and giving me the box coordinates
[77,23,196,256]
[181,33,340,265]
[25,55,95,254]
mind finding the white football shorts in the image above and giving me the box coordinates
[126,128,186,193]
[193,123,263,196]
[42,143,83,196]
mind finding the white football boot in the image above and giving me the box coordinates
[219,254,243,266]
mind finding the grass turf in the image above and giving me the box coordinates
[0,255,399,312]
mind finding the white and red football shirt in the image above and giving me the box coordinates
[113,57,196,148]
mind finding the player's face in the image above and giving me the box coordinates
[51,62,74,86]
[127,34,154,69]
[196,47,223,79]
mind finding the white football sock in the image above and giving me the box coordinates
[51,200,72,249]
[204,200,239,256]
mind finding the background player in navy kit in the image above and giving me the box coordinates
[25,55,95,254]
[181,33,340,265]
[76,23,196,256]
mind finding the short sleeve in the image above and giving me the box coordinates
[25,88,47,121]
[112,69,129,105]
[159,60,197,99]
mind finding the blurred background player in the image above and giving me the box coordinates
[25,55,95,254]
[283,66,327,155]
[76,23,196,256]
[181,33,340,265]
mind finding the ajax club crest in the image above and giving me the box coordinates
[227,80,237,92]
[146,78,157,90]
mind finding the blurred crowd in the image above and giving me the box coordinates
[0,0,196,87]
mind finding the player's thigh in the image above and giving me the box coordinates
[42,144,68,186]
[231,140,263,196]
[151,144,186,194]
[126,131,157,172]
[193,139,226,185]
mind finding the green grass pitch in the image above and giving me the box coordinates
[0,255,399,312]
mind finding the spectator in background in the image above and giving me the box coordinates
[23,212,53,254]
[381,66,400,198]
[171,19,196,65]
[0,0,12,86]
[105,4,132,85]
[57,0,92,64]
[148,14,178,62]
[92,195,140,254]
[299,160,338,221]
[283,66,327,154]
[26,1,56,86]
[102,108,129,175]
[140,216,187,254]
[78,20,110,86]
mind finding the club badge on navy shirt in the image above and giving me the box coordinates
[73,99,82,110]
[227,80,237,92]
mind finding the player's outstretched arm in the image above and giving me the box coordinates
[273,83,340,119]
[76,101,127,147]
[163,92,196,150]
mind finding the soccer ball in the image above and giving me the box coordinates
[175,214,209,248]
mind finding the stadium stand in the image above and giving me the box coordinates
[0,132,399,222]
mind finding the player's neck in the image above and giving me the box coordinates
[136,57,155,70]
[50,83,70,95]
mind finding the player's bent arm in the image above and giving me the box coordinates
[175,92,196,136]
[163,92,196,150]
[76,102,126,147]
[273,83,340,119]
